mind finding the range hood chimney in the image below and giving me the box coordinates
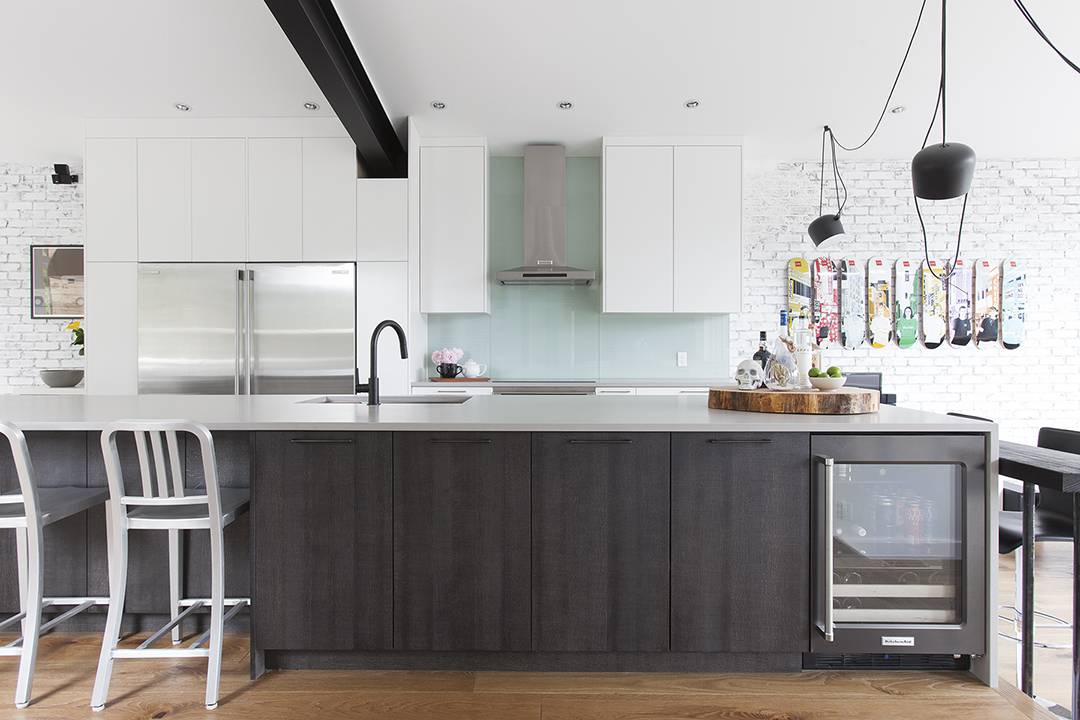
[496,145,595,286]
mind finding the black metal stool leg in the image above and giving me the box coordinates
[1023,483,1035,697]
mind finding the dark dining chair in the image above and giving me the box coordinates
[948,414,1077,688]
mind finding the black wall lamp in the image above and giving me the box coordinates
[808,126,846,247]
[51,164,78,185]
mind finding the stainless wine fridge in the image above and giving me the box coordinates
[811,435,986,656]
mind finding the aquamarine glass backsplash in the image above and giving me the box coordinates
[426,157,730,380]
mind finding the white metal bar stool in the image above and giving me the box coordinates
[92,421,249,711]
[0,421,108,708]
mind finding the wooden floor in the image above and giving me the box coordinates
[0,546,1069,719]
[0,632,1053,720]
[999,541,1076,716]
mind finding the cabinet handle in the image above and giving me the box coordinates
[678,390,708,394]
[289,438,355,445]
[600,389,633,394]
[436,389,468,394]
[816,455,835,643]
[429,438,493,445]
[568,439,634,445]
[706,438,773,444]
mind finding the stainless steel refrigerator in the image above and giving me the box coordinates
[137,263,355,395]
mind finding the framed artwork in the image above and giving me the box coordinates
[30,245,84,319]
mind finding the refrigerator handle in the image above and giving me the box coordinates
[815,454,835,642]
[235,269,244,395]
[245,269,255,395]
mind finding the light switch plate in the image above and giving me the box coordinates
[676,351,688,368]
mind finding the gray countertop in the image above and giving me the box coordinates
[0,393,992,433]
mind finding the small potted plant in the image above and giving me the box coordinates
[39,321,85,388]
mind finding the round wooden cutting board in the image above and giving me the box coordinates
[708,386,880,415]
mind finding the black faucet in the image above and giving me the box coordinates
[356,320,409,405]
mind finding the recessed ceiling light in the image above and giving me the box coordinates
[558,101,574,110]
[431,101,446,110]
[304,102,320,111]
[174,103,190,112]
[685,100,700,109]
[890,105,906,114]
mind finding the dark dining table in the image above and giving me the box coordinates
[1000,440,1080,713]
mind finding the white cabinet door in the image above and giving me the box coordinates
[302,137,357,261]
[357,179,407,261]
[635,386,710,396]
[137,139,192,261]
[85,262,138,394]
[248,138,302,261]
[356,262,409,396]
[596,387,637,395]
[419,146,487,313]
[85,139,138,262]
[192,138,246,261]
[674,146,742,313]
[603,146,674,312]
[412,386,493,396]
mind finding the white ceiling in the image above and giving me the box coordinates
[2,1,1079,167]
[334,0,1080,166]
[0,0,332,163]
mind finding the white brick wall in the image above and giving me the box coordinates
[733,158,1080,443]
[0,163,84,390]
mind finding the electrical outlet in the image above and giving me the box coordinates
[676,351,688,368]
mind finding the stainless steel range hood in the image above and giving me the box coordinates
[496,145,596,286]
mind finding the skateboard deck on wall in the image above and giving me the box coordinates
[839,258,866,350]
[974,259,1002,346]
[787,258,812,334]
[1001,260,1025,350]
[812,257,840,348]
[894,260,920,349]
[947,258,973,347]
[866,258,893,349]
[921,259,948,349]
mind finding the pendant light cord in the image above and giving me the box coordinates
[1012,0,1080,74]
[830,131,848,215]
[917,192,966,281]
[831,0,930,152]
[940,0,947,147]
[818,127,827,217]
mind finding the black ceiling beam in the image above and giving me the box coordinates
[265,0,406,178]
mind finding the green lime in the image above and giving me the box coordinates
[808,367,822,378]
[826,366,842,378]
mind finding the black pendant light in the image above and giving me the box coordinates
[808,126,847,247]
[914,0,974,279]
[911,0,975,201]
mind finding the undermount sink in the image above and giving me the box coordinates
[299,395,471,405]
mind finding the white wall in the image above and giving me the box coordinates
[0,163,84,390]
[733,158,1080,443]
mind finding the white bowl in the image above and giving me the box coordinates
[809,375,846,391]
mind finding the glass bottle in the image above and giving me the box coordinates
[752,331,771,370]
[793,310,814,389]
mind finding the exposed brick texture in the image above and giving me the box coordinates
[733,159,1080,443]
[0,163,84,389]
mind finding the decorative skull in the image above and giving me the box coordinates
[735,359,764,390]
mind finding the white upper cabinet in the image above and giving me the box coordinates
[603,138,742,314]
[191,138,246,262]
[85,138,138,262]
[419,144,488,314]
[137,139,192,261]
[302,137,357,261]
[248,138,302,261]
[355,262,409,395]
[357,179,407,262]
[673,145,742,313]
[603,145,674,313]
